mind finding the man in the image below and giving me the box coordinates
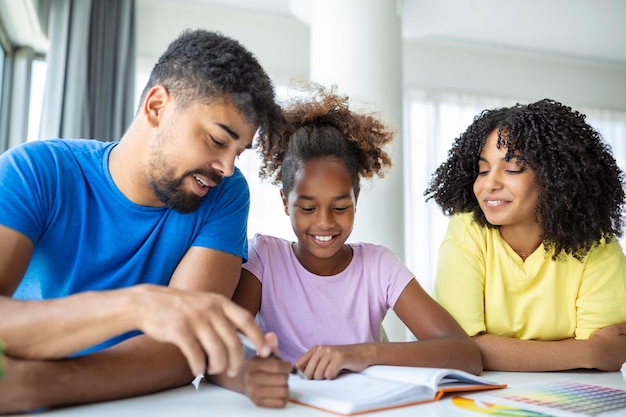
[0,29,283,413]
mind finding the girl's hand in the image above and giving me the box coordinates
[295,344,373,380]
[587,322,626,371]
[243,356,292,408]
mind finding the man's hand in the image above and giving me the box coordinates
[133,284,270,377]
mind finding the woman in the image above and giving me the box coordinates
[425,99,626,372]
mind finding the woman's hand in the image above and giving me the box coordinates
[587,322,626,371]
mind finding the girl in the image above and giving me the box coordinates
[425,99,626,372]
[212,84,482,408]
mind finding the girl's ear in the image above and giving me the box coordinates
[280,189,289,215]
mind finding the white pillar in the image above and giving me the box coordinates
[292,0,406,341]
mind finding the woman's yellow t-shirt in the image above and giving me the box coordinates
[434,213,626,340]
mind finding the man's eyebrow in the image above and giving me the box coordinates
[217,123,240,140]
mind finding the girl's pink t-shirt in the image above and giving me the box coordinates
[242,234,415,363]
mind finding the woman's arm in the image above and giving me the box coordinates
[475,323,626,371]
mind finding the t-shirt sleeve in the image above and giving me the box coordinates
[434,215,487,337]
[242,233,265,281]
[374,245,415,309]
[191,168,250,261]
[574,239,626,339]
[0,142,57,243]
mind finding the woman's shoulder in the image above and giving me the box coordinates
[446,212,492,240]
[584,237,626,265]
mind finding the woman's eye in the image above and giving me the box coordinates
[477,170,489,176]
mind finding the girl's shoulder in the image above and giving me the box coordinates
[249,233,293,253]
[349,242,404,266]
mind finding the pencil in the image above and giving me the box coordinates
[237,331,306,379]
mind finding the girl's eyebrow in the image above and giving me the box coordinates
[296,194,352,201]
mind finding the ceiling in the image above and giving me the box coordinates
[176,0,626,66]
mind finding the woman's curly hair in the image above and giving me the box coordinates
[424,98,625,260]
[255,82,395,198]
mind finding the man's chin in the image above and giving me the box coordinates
[161,194,203,213]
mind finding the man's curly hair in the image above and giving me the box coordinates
[138,29,283,151]
[255,82,394,198]
[424,98,625,260]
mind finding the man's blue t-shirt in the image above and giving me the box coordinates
[0,139,250,353]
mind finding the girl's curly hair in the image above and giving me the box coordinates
[424,98,625,260]
[255,82,395,198]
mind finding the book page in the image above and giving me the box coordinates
[289,372,433,415]
[360,365,501,389]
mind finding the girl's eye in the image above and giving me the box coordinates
[477,170,489,176]
[333,207,349,212]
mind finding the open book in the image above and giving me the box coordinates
[288,365,506,416]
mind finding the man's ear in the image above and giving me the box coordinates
[142,86,169,127]
[280,189,289,215]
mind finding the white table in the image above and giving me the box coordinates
[13,369,626,416]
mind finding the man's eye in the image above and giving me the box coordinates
[210,136,225,147]
[333,207,349,212]
[298,206,315,212]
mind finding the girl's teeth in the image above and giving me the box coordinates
[315,235,332,242]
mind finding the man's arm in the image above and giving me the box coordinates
[0,245,267,413]
[474,323,626,372]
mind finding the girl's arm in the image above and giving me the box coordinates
[231,268,263,315]
[295,279,483,379]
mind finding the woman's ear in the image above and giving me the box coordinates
[280,189,289,215]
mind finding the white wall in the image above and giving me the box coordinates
[136,0,626,111]
[135,0,309,85]
[403,39,626,112]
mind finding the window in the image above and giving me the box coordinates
[27,58,46,142]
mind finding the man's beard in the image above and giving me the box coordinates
[151,170,222,214]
